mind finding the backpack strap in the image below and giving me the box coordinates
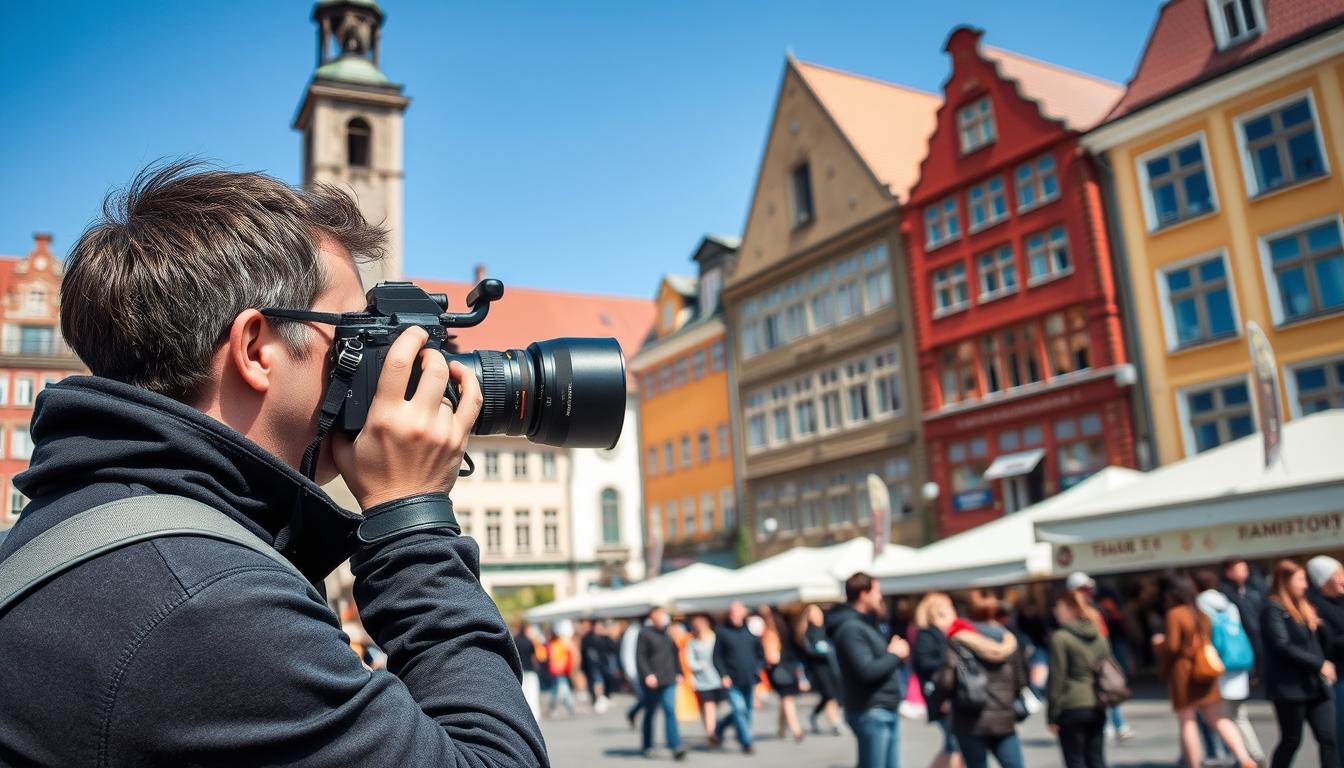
[0,494,321,616]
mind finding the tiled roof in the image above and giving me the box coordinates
[414,277,656,389]
[1106,0,1344,121]
[794,61,941,201]
[981,45,1123,132]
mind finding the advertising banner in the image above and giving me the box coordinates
[1246,321,1282,468]
[866,473,891,557]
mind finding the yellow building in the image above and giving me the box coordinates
[1084,0,1344,465]
[629,237,741,571]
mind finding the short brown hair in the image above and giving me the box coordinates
[845,572,874,604]
[62,161,386,402]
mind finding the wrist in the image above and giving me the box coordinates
[356,492,459,545]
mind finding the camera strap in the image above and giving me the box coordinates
[299,338,365,481]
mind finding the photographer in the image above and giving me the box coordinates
[0,164,548,766]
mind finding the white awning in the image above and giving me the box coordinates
[524,563,732,622]
[983,448,1045,481]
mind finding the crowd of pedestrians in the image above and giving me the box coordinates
[511,554,1344,766]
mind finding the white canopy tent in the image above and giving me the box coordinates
[524,589,611,623]
[675,537,913,613]
[525,562,732,622]
[1034,410,1344,576]
[860,466,1143,594]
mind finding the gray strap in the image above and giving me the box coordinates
[0,494,320,615]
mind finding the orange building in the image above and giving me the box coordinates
[0,234,86,531]
[630,236,741,571]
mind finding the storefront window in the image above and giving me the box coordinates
[948,439,992,511]
[1055,412,1106,488]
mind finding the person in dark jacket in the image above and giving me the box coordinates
[800,604,844,736]
[1307,554,1344,767]
[936,602,1027,768]
[1263,559,1338,768]
[713,600,765,753]
[516,621,543,721]
[1219,558,1266,686]
[913,592,963,768]
[636,606,686,760]
[1048,591,1112,768]
[828,572,910,768]
[0,165,546,766]
[581,619,615,712]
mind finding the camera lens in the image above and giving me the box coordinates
[443,337,626,449]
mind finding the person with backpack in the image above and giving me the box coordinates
[1306,554,1344,767]
[913,592,964,768]
[1154,573,1258,768]
[1048,591,1123,768]
[934,599,1027,768]
[1263,559,1338,768]
[1195,569,1266,765]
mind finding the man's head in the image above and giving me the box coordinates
[1309,556,1344,598]
[726,601,747,627]
[1223,558,1250,587]
[1065,571,1096,596]
[648,605,670,629]
[845,572,882,615]
[62,162,385,481]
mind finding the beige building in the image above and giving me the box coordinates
[725,58,941,558]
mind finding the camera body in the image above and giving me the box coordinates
[331,280,627,449]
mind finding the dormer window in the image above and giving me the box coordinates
[1209,0,1263,49]
[790,162,815,228]
[958,97,996,154]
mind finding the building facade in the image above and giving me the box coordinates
[905,28,1137,537]
[725,58,939,559]
[629,236,741,572]
[0,235,86,530]
[1083,0,1344,465]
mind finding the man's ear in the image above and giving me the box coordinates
[226,309,273,395]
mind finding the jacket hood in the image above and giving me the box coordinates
[950,623,1018,663]
[14,376,362,582]
[1062,618,1100,641]
[1197,588,1231,615]
[825,603,866,638]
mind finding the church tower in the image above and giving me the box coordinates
[295,0,409,285]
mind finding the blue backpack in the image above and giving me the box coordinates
[1210,607,1255,673]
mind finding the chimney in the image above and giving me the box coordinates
[473,263,487,283]
[32,233,53,254]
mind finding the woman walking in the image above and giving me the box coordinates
[798,604,843,736]
[1153,574,1256,768]
[1048,591,1111,768]
[759,605,806,743]
[1262,559,1338,768]
[685,614,726,748]
[936,599,1026,768]
[914,592,964,768]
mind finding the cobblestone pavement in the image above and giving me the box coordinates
[540,691,1322,767]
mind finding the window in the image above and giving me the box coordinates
[515,509,532,553]
[512,451,528,479]
[662,300,676,332]
[683,496,696,535]
[845,359,871,424]
[346,117,371,168]
[1238,95,1328,196]
[1026,226,1071,283]
[710,341,725,371]
[1290,356,1344,416]
[663,441,674,472]
[1056,413,1107,487]
[697,429,710,463]
[458,509,473,538]
[925,197,961,248]
[795,398,818,436]
[1044,308,1091,376]
[680,435,691,467]
[482,450,499,479]
[1141,137,1216,229]
[864,268,893,312]
[746,407,767,452]
[968,177,1008,230]
[1015,155,1059,211]
[932,262,969,315]
[542,451,557,480]
[801,481,822,529]
[820,368,842,431]
[23,287,44,313]
[10,427,31,460]
[658,365,672,392]
[600,489,620,545]
[641,373,657,398]
[717,423,730,458]
[543,509,559,552]
[673,358,687,387]
[699,268,722,316]
[1184,380,1255,453]
[0,376,8,406]
[485,510,502,554]
[650,503,661,540]
[668,499,680,539]
[692,349,706,380]
[940,340,980,405]
[827,475,852,527]
[791,163,814,227]
[1265,219,1344,322]
[646,446,658,476]
[720,488,736,529]
[977,245,1017,300]
[873,348,901,415]
[982,324,1043,395]
[700,492,715,531]
[1209,0,1263,48]
[948,438,992,511]
[958,97,996,153]
[771,385,791,443]
[1161,253,1238,348]
[9,484,26,521]
[18,326,53,355]
[777,486,798,533]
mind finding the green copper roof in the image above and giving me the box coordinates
[315,55,389,86]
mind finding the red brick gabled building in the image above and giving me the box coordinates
[904,28,1137,537]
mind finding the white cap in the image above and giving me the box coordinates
[1066,571,1096,591]
[1308,556,1343,589]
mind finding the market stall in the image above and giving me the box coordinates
[525,562,732,622]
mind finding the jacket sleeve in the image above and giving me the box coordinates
[115,531,547,767]
[798,631,828,663]
[837,624,901,686]
[1263,604,1325,672]
[912,629,943,681]
[635,632,652,683]
[1046,634,1067,725]
[712,633,729,680]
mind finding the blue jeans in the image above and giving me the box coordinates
[959,731,1024,768]
[641,684,680,752]
[1107,704,1128,732]
[715,683,755,748]
[626,676,645,720]
[847,707,900,768]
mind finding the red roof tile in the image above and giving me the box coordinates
[1108,0,1344,121]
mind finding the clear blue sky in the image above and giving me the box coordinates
[0,1,1161,298]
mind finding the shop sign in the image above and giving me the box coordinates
[953,489,993,511]
[1052,512,1344,574]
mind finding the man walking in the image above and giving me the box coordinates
[636,605,687,760]
[1309,554,1344,766]
[714,600,765,754]
[1219,558,1266,684]
[623,617,648,728]
[829,572,910,768]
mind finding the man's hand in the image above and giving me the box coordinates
[333,327,483,510]
[721,675,732,689]
[644,674,658,689]
[1324,661,1337,684]
[887,636,910,659]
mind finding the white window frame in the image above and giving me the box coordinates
[1257,213,1344,327]
[1025,226,1074,286]
[967,176,1008,233]
[932,262,970,318]
[976,245,1018,303]
[0,375,8,406]
[958,96,996,154]
[1015,154,1060,213]
[1176,374,1257,458]
[1284,353,1344,418]
[1154,248,1243,352]
[1234,88,1331,199]
[1207,0,1265,50]
[925,197,961,250]
[14,377,33,407]
[1135,131,1220,232]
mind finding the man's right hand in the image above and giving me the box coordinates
[333,327,484,511]
[644,674,658,689]
[887,636,909,659]
[721,675,732,689]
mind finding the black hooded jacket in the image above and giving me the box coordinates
[825,603,904,712]
[0,377,548,767]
